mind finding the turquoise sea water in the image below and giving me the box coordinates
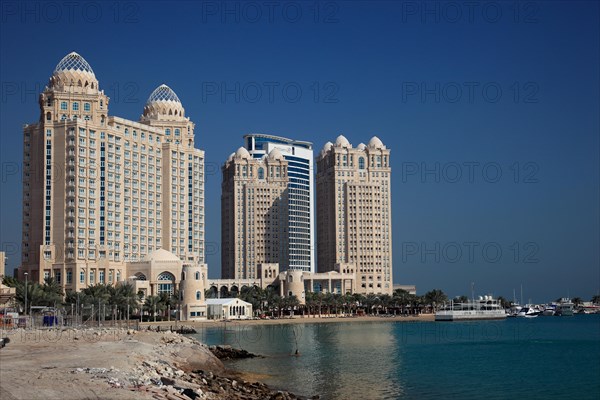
[191,315,600,399]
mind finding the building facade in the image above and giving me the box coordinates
[244,134,315,273]
[20,52,205,290]
[0,251,5,278]
[221,147,289,279]
[316,135,393,295]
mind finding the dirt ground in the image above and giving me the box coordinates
[0,328,221,400]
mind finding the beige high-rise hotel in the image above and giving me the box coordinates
[20,52,205,290]
[221,147,289,279]
[316,135,393,295]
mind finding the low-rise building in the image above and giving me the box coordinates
[206,298,252,320]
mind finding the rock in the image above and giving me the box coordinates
[161,377,176,386]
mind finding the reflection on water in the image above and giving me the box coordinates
[193,322,402,399]
[191,317,600,400]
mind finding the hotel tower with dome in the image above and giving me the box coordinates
[19,52,206,314]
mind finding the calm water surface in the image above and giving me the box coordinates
[191,315,600,399]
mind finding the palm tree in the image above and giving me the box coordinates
[304,291,316,317]
[284,295,300,318]
[393,289,411,315]
[113,283,139,320]
[424,289,448,312]
[143,295,165,322]
[4,277,64,311]
[497,296,511,309]
[239,286,265,316]
[380,294,392,315]
[456,295,469,303]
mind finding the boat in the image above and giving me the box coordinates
[555,298,574,316]
[435,295,507,321]
[542,304,556,316]
[516,305,541,318]
[507,304,522,317]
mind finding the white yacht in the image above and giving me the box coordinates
[516,305,541,318]
[542,304,556,316]
[435,295,507,321]
[555,298,574,316]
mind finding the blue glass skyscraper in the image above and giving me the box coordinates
[244,134,314,273]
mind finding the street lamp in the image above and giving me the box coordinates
[24,272,28,316]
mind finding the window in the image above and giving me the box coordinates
[89,270,94,283]
[165,129,171,136]
[73,102,79,111]
[157,272,175,295]
[99,270,105,283]
[196,291,201,301]
[66,271,73,284]
[174,129,180,136]
[61,101,67,110]
[359,157,365,170]
[84,103,91,112]
[195,271,200,280]
[80,271,85,283]
[258,167,264,180]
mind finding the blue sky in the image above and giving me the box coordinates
[1,1,598,302]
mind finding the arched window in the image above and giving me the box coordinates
[174,129,180,136]
[157,272,175,295]
[165,129,171,136]
[196,290,201,301]
[258,167,264,180]
[46,112,51,121]
[195,271,200,280]
[358,157,365,169]
[134,272,147,280]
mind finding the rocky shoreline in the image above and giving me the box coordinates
[0,328,316,400]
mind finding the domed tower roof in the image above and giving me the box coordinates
[227,152,235,163]
[234,147,251,160]
[142,84,186,121]
[322,141,333,152]
[267,148,285,161]
[142,248,180,262]
[49,52,99,92]
[334,135,351,148]
[367,136,385,149]
[357,143,367,150]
